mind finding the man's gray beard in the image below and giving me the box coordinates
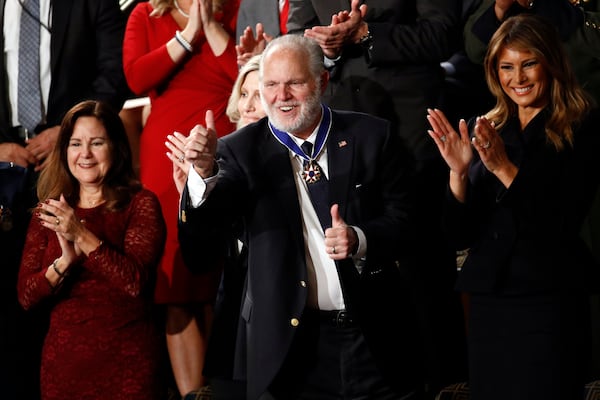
[264,90,322,134]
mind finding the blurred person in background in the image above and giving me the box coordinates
[122,0,240,396]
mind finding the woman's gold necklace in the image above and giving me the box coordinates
[82,197,103,207]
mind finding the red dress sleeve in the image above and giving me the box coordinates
[17,190,167,309]
[123,3,179,95]
[85,190,166,297]
[17,217,54,310]
[123,1,240,96]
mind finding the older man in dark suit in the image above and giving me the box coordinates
[178,34,421,400]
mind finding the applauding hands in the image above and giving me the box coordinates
[427,108,518,201]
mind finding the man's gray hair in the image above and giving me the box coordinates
[259,35,325,83]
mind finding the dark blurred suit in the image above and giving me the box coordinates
[287,0,461,162]
[235,0,282,39]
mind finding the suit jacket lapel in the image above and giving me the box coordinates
[311,0,351,24]
[260,128,306,256]
[327,113,353,219]
[50,0,73,72]
[324,113,362,310]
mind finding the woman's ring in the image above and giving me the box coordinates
[482,141,491,149]
[178,154,185,163]
[55,218,60,225]
[440,135,447,143]
[332,246,336,254]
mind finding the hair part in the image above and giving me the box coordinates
[484,14,592,151]
[37,100,141,211]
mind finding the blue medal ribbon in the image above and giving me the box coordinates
[268,104,332,162]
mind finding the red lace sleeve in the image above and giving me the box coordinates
[85,190,166,297]
[17,217,55,310]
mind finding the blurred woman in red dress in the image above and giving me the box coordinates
[123,0,239,396]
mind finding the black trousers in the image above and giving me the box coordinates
[210,378,247,400]
[468,293,590,400]
[262,310,415,400]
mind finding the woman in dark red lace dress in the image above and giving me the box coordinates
[17,100,167,400]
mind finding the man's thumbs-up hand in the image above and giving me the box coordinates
[324,204,358,260]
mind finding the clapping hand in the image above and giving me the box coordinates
[181,0,202,45]
[428,109,517,190]
[166,131,191,195]
[236,23,273,67]
[303,0,368,59]
[37,194,83,265]
[427,108,473,178]
[471,116,515,185]
[183,110,218,179]
[198,0,216,31]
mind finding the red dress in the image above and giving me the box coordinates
[123,2,238,303]
[17,189,167,400]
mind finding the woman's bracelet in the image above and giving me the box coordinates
[51,258,66,279]
[175,30,193,53]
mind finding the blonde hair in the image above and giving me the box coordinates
[484,14,592,151]
[226,54,262,126]
[149,0,227,17]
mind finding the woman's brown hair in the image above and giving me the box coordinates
[484,14,593,151]
[37,100,141,211]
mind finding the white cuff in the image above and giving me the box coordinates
[187,165,218,208]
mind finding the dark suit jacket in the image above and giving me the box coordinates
[447,109,600,295]
[179,110,422,400]
[287,0,461,162]
[0,0,128,143]
[235,0,281,40]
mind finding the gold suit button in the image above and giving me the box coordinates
[290,318,299,327]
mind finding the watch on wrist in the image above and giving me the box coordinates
[359,30,372,47]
